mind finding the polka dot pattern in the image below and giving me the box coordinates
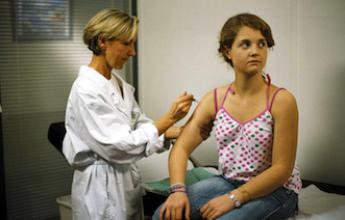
[215,108,302,194]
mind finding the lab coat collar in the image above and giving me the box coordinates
[78,65,109,86]
[111,70,135,97]
[110,71,135,114]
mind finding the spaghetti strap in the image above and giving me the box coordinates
[268,88,286,112]
[220,85,234,107]
[214,88,218,114]
[264,73,272,109]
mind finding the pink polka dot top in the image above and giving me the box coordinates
[214,77,302,194]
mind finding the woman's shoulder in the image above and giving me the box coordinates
[70,74,112,104]
[74,76,104,93]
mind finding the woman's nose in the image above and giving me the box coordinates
[129,45,136,56]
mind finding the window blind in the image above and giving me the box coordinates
[0,0,134,219]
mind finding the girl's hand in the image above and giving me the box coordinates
[200,194,234,220]
[160,192,190,220]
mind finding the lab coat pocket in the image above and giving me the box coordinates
[83,166,118,220]
[82,193,118,220]
[125,185,145,220]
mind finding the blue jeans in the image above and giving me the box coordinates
[152,176,298,220]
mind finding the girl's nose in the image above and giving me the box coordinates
[249,45,259,56]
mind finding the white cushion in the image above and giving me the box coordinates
[289,184,345,220]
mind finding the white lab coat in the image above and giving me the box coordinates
[63,66,165,220]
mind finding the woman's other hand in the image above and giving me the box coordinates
[160,192,190,220]
[165,126,183,139]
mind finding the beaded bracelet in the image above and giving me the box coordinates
[170,188,186,193]
[169,184,186,194]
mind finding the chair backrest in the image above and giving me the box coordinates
[47,122,66,155]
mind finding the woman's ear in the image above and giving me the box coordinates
[97,34,106,51]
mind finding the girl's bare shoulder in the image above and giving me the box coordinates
[202,84,231,101]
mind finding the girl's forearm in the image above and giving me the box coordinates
[168,146,189,185]
[235,164,293,203]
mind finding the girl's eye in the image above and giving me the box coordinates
[259,41,267,48]
[240,41,250,49]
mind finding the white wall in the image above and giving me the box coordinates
[137,0,345,185]
[296,0,345,185]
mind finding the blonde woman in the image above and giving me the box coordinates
[63,8,194,220]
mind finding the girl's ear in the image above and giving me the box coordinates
[225,48,232,60]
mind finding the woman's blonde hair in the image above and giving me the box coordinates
[83,8,138,55]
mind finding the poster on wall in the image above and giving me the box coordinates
[12,0,71,41]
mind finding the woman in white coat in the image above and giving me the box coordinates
[63,8,196,220]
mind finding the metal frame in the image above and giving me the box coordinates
[12,0,73,41]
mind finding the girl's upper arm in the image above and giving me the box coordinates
[271,90,299,173]
[192,91,217,127]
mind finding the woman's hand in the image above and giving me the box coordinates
[200,194,234,220]
[167,92,194,123]
[165,126,183,139]
[154,92,193,136]
[160,192,190,220]
[164,121,213,140]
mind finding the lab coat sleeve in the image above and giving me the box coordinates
[75,89,163,164]
[132,99,167,156]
